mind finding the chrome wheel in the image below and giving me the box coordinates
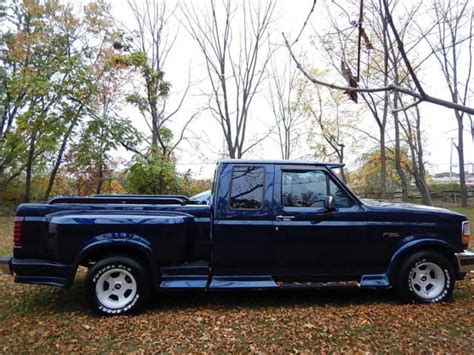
[409,262,446,300]
[95,268,137,309]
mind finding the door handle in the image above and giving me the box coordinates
[276,215,295,221]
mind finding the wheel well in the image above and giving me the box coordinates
[80,245,155,278]
[392,245,458,276]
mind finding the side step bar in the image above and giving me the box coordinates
[157,274,392,290]
[359,274,390,287]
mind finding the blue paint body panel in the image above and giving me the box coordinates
[5,159,469,294]
[160,275,208,289]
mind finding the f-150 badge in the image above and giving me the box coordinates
[383,232,400,238]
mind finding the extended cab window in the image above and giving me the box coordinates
[229,166,265,209]
[282,170,353,208]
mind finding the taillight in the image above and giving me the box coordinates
[462,221,470,245]
[13,217,23,246]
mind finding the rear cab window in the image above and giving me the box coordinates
[229,166,265,210]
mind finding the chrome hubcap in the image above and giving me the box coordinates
[96,268,137,309]
[410,262,446,299]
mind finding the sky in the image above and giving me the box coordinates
[108,0,473,180]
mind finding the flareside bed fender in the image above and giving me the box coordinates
[75,233,157,283]
[47,211,195,286]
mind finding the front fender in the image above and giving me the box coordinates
[387,238,456,282]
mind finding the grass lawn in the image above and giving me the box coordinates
[0,206,473,352]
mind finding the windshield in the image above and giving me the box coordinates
[190,190,211,202]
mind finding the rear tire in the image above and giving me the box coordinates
[85,255,151,315]
[396,251,454,303]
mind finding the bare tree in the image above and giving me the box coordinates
[284,0,473,204]
[268,55,307,160]
[306,88,351,182]
[283,0,474,116]
[419,0,473,207]
[398,94,433,205]
[314,0,393,197]
[365,0,391,198]
[126,0,197,158]
[384,2,423,202]
[182,0,276,158]
[350,1,431,203]
[385,10,432,205]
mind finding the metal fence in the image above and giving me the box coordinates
[354,190,474,205]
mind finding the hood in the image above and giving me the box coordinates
[361,199,466,219]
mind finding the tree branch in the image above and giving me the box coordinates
[282,32,474,115]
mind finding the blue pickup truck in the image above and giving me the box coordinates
[1,160,473,315]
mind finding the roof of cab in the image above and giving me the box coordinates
[219,159,344,169]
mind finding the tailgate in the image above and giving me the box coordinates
[13,217,50,259]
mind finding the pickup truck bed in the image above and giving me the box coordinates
[11,198,211,288]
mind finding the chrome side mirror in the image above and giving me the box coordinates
[324,195,336,211]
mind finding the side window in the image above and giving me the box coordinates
[282,170,327,207]
[282,170,353,208]
[229,166,265,210]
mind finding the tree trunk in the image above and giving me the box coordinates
[284,128,289,160]
[236,145,243,159]
[43,115,79,200]
[96,164,104,195]
[24,130,37,203]
[393,93,409,202]
[338,145,347,183]
[415,176,433,206]
[456,113,468,207]
[379,127,387,200]
[152,114,159,148]
[414,106,432,206]
[471,119,474,158]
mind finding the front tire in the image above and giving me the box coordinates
[396,251,454,303]
[85,256,151,315]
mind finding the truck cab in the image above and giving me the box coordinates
[211,161,367,278]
